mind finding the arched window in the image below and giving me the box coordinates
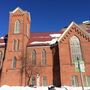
[32,50,36,65]
[12,56,17,69]
[31,76,36,86]
[43,76,47,86]
[13,40,16,51]
[42,49,46,65]
[70,36,82,63]
[16,39,20,51]
[0,51,2,61]
[12,40,19,51]
[71,75,78,86]
[14,20,20,34]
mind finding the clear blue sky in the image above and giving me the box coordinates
[0,0,90,37]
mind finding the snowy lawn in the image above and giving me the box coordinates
[0,85,90,90]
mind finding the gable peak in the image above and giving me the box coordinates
[58,21,88,42]
[9,7,31,21]
[10,7,24,13]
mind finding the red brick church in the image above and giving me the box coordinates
[0,7,90,86]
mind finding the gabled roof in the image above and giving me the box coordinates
[10,7,31,21]
[27,21,90,47]
[58,21,90,42]
[10,7,24,13]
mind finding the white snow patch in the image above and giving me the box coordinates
[50,34,61,38]
[0,85,90,90]
[0,85,48,90]
[61,86,90,90]
[83,20,90,24]
[31,38,57,45]
[0,43,5,45]
[31,41,50,44]
[0,37,4,39]
[50,38,57,45]
[33,36,49,38]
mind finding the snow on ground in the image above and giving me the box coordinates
[0,85,90,90]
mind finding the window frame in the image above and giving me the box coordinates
[16,39,20,51]
[12,56,17,69]
[14,20,20,34]
[84,76,90,86]
[43,76,47,86]
[70,36,83,63]
[41,49,46,65]
[71,75,78,86]
[32,50,36,65]
[31,76,36,86]
[0,51,2,61]
[13,40,16,51]
[12,39,19,51]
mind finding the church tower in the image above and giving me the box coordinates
[1,7,30,86]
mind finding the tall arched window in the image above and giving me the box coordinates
[12,39,19,51]
[0,51,2,61]
[16,39,20,51]
[14,20,20,34]
[12,56,17,69]
[13,40,16,51]
[32,50,36,65]
[41,49,46,65]
[70,36,83,63]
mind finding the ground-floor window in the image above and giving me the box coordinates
[29,75,48,86]
[71,75,78,86]
[43,76,47,86]
[31,76,36,86]
[84,76,90,86]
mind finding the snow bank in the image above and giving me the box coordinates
[61,86,90,90]
[0,85,90,90]
[0,85,48,90]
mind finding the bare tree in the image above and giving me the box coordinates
[20,53,41,86]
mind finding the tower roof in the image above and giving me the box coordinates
[10,7,24,13]
[10,7,31,21]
